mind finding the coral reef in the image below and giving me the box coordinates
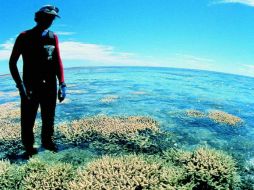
[0,148,244,190]
[56,116,172,154]
[0,102,41,159]
[0,150,106,190]
[186,109,206,118]
[0,160,24,189]
[208,110,242,126]
[163,147,241,189]
[20,157,75,190]
[58,116,159,139]
[67,154,191,190]
[185,109,242,126]
[0,102,20,123]
[0,122,20,141]
[0,122,23,158]
[0,102,247,189]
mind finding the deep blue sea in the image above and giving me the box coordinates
[1,66,254,160]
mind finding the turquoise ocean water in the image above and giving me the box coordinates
[1,66,254,160]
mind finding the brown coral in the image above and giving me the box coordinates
[0,102,40,158]
[208,110,242,126]
[56,116,164,154]
[0,102,20,123]
[21,157,75,190]
[185,109,243,126]
[163,147,241,189]
[0,122,22,158]
[67,154,186,190]
[186,109,206,118]
[58,115,159,142]
[0,160,24,189]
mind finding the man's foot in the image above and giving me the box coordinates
[42,142,58,152]
[23,147,38,159]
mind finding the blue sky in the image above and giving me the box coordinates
[1,0,254,76]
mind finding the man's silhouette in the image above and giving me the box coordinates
[9,5,66,157]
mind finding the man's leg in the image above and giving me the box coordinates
[40,84,57,151]
[21,97,39,154]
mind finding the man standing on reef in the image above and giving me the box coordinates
[9,5,66,157]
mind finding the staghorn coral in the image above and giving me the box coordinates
[0,147,244,190]
[0,102,22,158]
[185,109,243,127]
[56,116,168,154]
[0,160,25,189]
[163,147,241,190]
[0,119,40,159]
[100,95,119,103]
[0,122,20,141]
[186,109,206,118]
[57,115,159,142]
[20,157,75,190]
[208,110,242,126]
[0,102,20,123]
[0,122,23,158]
[67,154,190,190]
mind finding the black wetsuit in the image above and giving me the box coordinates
[9,27,64,149]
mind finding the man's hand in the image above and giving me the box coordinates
[17,83,30,100]
[58,82,66,103]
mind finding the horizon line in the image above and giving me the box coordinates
[1,65,254,79]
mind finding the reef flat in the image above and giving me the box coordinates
[0,102,253,189]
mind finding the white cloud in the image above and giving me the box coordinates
[243,64,254,69]
[159,53,215,71]
[59,41,143,65]
[0,39,14,60]
[233,64,254,77]
[0,39,145,65]
[58,42,217,69]
[2,38,253,77]
[0,39,217,69]
[0,50,10,60]
[242,64,254,75]
[174,54,214,64]
[213,0,254,6]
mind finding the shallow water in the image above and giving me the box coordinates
[1,66,254,159]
